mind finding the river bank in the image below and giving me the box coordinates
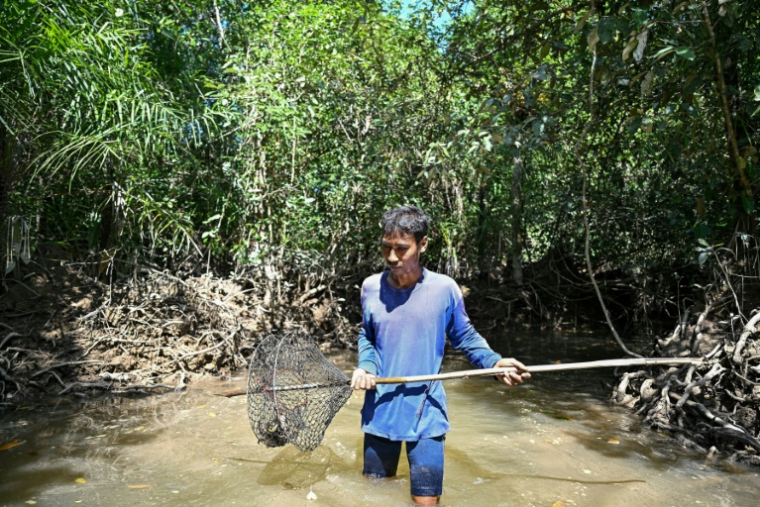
[1,257,598,401]
[2,259,759,468]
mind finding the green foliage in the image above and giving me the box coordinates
[1,0,222,263]
[1,0,758,297]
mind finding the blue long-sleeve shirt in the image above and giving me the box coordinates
[357,268,502,441]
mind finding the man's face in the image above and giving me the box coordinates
[381,232,427,277]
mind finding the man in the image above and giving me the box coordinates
[350,205,530,506]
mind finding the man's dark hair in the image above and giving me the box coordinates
[381,206,430,243]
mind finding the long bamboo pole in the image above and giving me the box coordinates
[216,357,702,398]
[376,357,700,384]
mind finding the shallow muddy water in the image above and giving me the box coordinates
[1,332,758,507]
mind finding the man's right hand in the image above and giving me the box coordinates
[351,368,377,390]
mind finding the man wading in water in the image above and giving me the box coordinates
[350,205,531,506]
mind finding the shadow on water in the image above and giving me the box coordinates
[231,443,354,489]
[446,444,645,486]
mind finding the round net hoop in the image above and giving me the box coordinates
[247,331,353,452]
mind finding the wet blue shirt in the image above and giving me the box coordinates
[357,268,502,441]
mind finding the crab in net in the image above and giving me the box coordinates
[247,331,353,452]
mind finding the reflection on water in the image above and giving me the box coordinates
[1,331,758,506]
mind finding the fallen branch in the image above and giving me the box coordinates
[110,384,178,393]
[691,303,712,354]
[668,391,760,452]
[0,366,22,393]
[59,381,111,394]
[677,362,725,408]
[31,360,104,378]
[0,332,22,350]
[297,285,326,304]
[165,335,229,366]
[733,312,760,365]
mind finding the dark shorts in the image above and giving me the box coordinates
[363,433,445,497]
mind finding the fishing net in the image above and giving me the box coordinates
[247,330,353,452]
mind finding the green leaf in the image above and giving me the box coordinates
[653,46,675,59]
[540,41,551,60]
[741,194,754,214]
[683,76,704,97]
[627,117,642,133]
[631,8,648,26]
[598,18,616,44]
[574,10,593,33]
[622,37,637,61]
[675,47,696,60]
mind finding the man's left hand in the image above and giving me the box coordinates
[493,358,531,386]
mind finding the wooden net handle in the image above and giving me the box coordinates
[217,357,702,397]
[374,357,702,384]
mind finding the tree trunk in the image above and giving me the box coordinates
[701,1,755,235]
[0,121,12,225]
[511,152,524,286]
[476,175,490,279]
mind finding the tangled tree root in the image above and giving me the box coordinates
[0,262,361,401]
[612,300,760,465]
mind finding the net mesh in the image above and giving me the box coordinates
[247,330,353,452]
